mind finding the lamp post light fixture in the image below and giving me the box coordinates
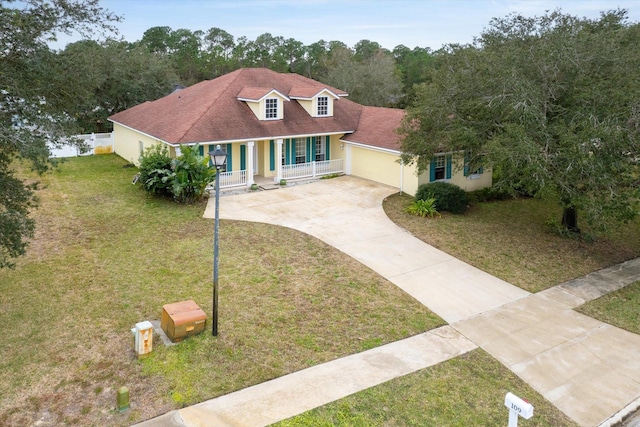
[209,145,227,336]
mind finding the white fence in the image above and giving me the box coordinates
[218,170,247,188]
[282,159,343,180]
[49,132,114,158]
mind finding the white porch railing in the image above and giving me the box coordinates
[282,158,343,180]
[214,159,343,189]
[218,170,247,188]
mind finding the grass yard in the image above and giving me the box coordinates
[275,349,578,427]
[0,155,441,426]
[3,154,638,426]
[383,193,640,293]
[576,280,640,335]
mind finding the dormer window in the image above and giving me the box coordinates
[317,96,328,116]
[265,98,278,119]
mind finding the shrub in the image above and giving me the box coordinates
[137,145,173,197]
[137,144,215,203]
[415,182,469,214]
[466,187,512,204]
[170,145,216,204]
[405,198,441,218]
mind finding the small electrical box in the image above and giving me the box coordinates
[161,300,207,342]
[132,321,153,357]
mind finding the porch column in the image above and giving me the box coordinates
[247,141,255,186]
[275,138,283,183]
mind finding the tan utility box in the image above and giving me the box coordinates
[161,300,207,342]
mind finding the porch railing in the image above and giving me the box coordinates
[218,170,247,188]
[282,159,343,180]
[214,158,343,189]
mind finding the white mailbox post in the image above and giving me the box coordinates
[505,392,534,427]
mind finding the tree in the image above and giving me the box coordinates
[203,27,235,77]
[0,0,119,267]
[393,44,434,107]
[400,10,640,233]
[54,39,178,132]
[324,44,402,107]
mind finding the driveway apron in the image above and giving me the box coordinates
[195,176,640,427]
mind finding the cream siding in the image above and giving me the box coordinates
[416,153,492,192]
[113,123,163,165]
[294,90,335,118]
[296,99,314,116]
[347,145,403,190]
[243,94,287,121]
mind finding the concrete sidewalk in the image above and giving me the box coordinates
[135,176,640,426]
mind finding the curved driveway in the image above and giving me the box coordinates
[204,175,529,323]
[189,176,640,427]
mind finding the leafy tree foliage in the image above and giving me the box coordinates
[324,43,403,106]
[400,10,640,232]
[0,0,119,267]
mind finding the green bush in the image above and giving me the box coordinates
[137,144,215,203]
[405,198,441,218]
[137,145,173,197]
[170,145,216,204]
[415,182,469,214]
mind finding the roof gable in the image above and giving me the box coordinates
[288,87,341,100]
[237,87,290,102]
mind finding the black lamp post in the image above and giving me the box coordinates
[209,145,227,336]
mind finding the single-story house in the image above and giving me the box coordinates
[108,68,491,195]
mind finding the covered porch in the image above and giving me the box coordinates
[212,136,344,189]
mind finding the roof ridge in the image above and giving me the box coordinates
[175,69,245,143]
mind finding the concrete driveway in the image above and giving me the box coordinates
[204,176,529,323]
[199,176,640,426]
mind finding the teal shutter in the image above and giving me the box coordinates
[269,140,275,171]
[240,144,246,170]
[198,145,204,157]
[306,137,311,162]
[429,157,436,182]
[325,135,330,160]
[285,139,291,165]
[446,154,452,179]
[226,143,232,171]
[464,151,469,176]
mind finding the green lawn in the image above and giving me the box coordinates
[2,155,637,426]
[576,280,640,334]
[275,349,577,427]
[0,155,441,426]
[383,193,640,293]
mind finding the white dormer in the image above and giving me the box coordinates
[237,87,289,120]
[289,87,341,118]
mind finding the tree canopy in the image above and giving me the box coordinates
[400,9,640,232]
[0,0,119,267]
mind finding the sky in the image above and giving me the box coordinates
[56,0,640,51]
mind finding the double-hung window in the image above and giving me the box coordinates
[317,96,328,116]
[265,98,278,119]
[315,137,325,161]
[295,138,306,164]
[434,155,446,180]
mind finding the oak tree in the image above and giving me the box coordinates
[400,10,640,232]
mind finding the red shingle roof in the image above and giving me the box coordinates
[108,68,404,151]
[342,106,406,151]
